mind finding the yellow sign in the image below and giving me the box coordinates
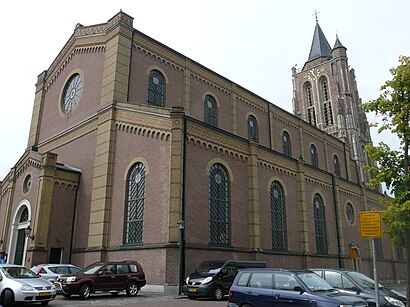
[359,211,382,238]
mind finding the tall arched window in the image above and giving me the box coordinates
[333,155,341,176]
[147,70,165,106]
[310,144,319,168]
[204,95,217,126]
[321,78,334,126]
[248,115,258,142]
[313,194,327,254]
[305,82,316,126]
[125,162,146,244]
[282,131,292,157]
[209,163,230,246]
[270,181,287,250]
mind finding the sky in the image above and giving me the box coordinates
[1,0,409,180]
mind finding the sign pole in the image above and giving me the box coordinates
[372,238,380,307]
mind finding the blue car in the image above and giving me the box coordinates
[228,268,368,307]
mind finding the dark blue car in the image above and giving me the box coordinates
[228,268,369,307]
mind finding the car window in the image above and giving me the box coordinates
[50,266,69,274]
[129,264,139,273]
[237,272,251,286]
[101,264,116,275]
[249,273,273,289]
[69,267,81,274]
[341,275,356,290]
[324,271,343,288]
[274,273,299,291]
[117,264,129,274]
[5,267,38,278]
[224,264,236,275]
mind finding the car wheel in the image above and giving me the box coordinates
[213,286,224,300]
[41,301,50,305]
[2,289,14,307]
[126,282,139,296]
[79,284,91,300]
[62,293,72,298]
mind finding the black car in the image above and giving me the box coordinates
[228,268,369,307]
[183,260,266,300]
[311,268,406,307]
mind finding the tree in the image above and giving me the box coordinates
[361,55,410,305]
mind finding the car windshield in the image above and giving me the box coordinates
[81,263,104,274]
[346,271,382,290]
[194,261,225,274]
[2,266,38,279]
[297,272,333,291]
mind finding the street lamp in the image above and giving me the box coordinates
[25,225,35,240]
[177,220,186,295]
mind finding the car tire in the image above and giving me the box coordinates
[2,289,14,307]
[62,293,72,298]
[213,286,224,300]
[126,282,139,296]
[41,301,50,305]
[79,284,91,300]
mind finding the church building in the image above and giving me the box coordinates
[0,11,405,291]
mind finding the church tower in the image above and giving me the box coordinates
[291,19,373,184]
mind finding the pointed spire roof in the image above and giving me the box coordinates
[333,34,346,49]
[307,21,332,61]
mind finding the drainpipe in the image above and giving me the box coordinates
[331,174,343,268]
[69,174,81,264]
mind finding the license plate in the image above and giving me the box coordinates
[40,292,51,296]
[188,288,198,293]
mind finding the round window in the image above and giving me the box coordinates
[23,175,32,194]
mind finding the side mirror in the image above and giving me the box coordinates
[294,285,305,293]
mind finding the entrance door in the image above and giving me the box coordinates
[50,248,62,264]
[14,229,26,265]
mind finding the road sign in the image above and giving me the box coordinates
[359,211,382,238]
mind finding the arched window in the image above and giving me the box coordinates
[310,144,319,168]
[248,115,258,142]
[282,131,292,157]
[20,207,29,223]
[321,78,334,126]
[305,82,316,126]
[333,155,341,176]
[209,163,230,246]
[204,95,217,126]
[270,181,287,250]
[147,70,165,106]
[125,162,146,244]
[345,203,355,225]
[313,194,327,254]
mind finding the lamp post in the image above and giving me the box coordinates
[177,220,186,295]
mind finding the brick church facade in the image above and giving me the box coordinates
[0,11,406,290]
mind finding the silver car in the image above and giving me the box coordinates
[31,263,82,282]
[0,264,57,306]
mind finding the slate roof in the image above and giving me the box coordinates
[307,21,332,61]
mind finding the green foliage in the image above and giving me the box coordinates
[361,55,410,247]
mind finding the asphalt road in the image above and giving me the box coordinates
[8,291,228,307]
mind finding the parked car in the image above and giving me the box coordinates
[55,260,146,300]
[0,264,57,306]
[183,260,266,300]
[228,268,369,307]
[31,263,82,282]
[311,268,406,307]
